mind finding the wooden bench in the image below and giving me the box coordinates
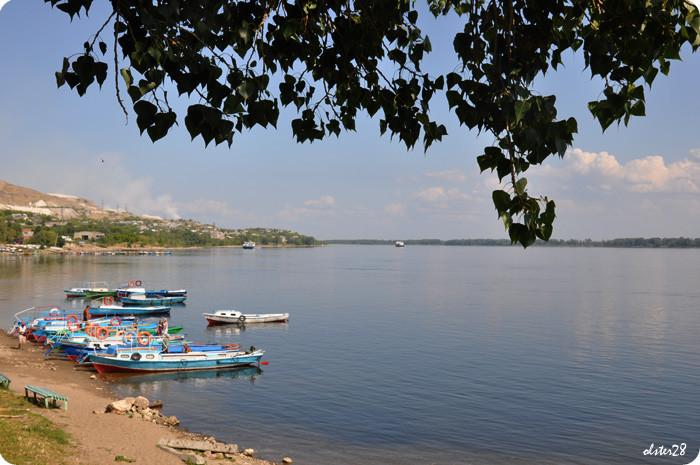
[24,385,68,411]
[0,373,10,389]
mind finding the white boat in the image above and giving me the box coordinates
[202,310,289,325]
[242,241,260,249]
[63,281,110,298]
[395,241,405,247]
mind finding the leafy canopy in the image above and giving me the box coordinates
[47,0,700,247]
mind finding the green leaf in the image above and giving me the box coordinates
[95,62,108,87]
[514,100,529,123]
[630,100,645,117]
[55,71,66,88]
[492,190,511,213]
[539,223,553,241]
[477,146,504,172]
[500,211,512,230]
[237,80,256,101]
[134,100,157,134]
[515,177,527,195]
[120,68,133,88]
[508,223,528,246]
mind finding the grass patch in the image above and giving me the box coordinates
[0,389,76,465]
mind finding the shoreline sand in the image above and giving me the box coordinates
[0,331,284,465]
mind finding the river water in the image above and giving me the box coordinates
[1,245,699,464]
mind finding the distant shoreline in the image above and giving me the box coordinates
[0,243,321,256]
[323,237,700,248]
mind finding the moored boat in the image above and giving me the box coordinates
[203,310,289,325]
[62,281,110,298]
[120,295,186,306]
[88,304,172,316]
[242,241,260,249]
[116,284,187,299]
[57,333,188,362]
[88,346,264,373]
[83,288,119,299]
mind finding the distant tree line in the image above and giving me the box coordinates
[326,238,700,248]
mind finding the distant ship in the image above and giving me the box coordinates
[395,241,405,247]
[242,241,260,249]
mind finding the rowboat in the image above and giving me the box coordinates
[88,346,264,373]
[30,315,182,343]
[62,281,110,298]
[116,286,187,299]
[120,295,186,306]
[89,304,172,316]
[26,316,136,343]
[57,334,187,362]
[202,310,289,325]
[83,288,118,299]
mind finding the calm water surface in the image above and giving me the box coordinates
[1,246,699,464]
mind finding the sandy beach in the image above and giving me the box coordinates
[0,331,283,465]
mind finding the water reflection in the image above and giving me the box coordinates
[204,322,290,336]
[100,365,262,384]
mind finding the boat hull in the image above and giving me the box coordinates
[120,296,186,306]
[89,350,264,373]
[89,305,171,316]
[204,312,289,325]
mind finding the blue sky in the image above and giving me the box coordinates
[1,0,699,241]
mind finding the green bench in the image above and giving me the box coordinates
[24,385,68,411]
[0,373,10,389]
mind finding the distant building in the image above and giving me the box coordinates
[73,231,105,241]
[22,228,34,240]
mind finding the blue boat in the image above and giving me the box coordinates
[120,296,186,307]
[89,346,264,373]
[89,304,171,316]
[57,334,192,362]
[116,287,187,299]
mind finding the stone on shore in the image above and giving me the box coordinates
[133,396,150,409]
[106,399,132,413]
[159,438,238,454]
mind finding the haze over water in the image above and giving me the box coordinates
[1,245,699,464]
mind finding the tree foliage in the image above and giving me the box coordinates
[47,0,700,247]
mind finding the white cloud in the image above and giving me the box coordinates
[4,148,183,220]
[426,169,468,183]
[523,147,700,239]
[384,203,406,217]
[0,0,11,13]
[555,148,700,194]
[410,186,470,205]
[175,199,240,219]
[303,195,336,208]
[278,195,338,222]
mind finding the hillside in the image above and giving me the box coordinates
[0,179,122,220]
[0,179,321,250]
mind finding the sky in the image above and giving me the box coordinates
[0,1,699,241]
